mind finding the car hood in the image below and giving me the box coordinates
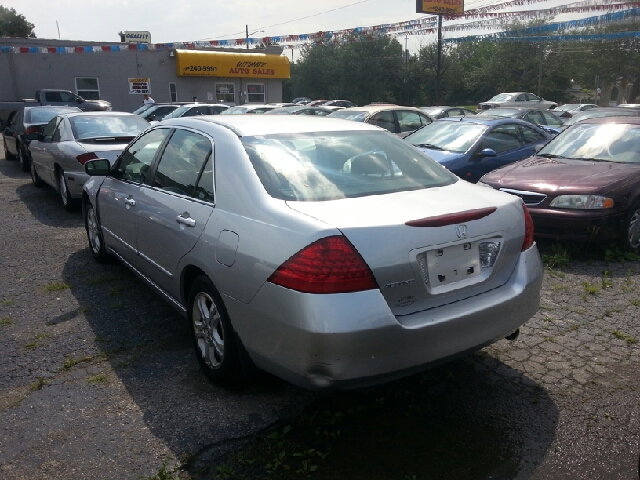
[481,156,640,192]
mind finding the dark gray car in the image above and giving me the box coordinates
[2,105,82,171]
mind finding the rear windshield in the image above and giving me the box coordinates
[563,109,637,126]
[69,115,149,140]
[26,107,79,124]
[241,130,456,201]
[327,110,368,122]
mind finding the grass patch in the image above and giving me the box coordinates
[0,317,13,327]
[24,333,51,350]
[541,243,571,269]
[601,271,613,289]
[551,284,569,291]
[604,245,640,262]
[29,377,46,391]
[0,299,14,306]
[631,299,640,307]
[44,281,70,292]
[61,356,93,371]
[611,330,638,344]
[143,463,181,480]
[582,282,599,295]
[87,373,109,384]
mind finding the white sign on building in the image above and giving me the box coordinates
[120,31,151,44]
[129,78,151,94]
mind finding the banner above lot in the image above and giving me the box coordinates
[174,50,290,78]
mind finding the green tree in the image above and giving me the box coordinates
[0,6,36,38]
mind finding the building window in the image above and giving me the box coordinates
[75,77,100,100]
[216,83,235,103]
[247,84,264,103]
[169,83,177,102]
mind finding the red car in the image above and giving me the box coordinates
[479,116,640,251]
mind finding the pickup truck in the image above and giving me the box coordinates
[1,89,111,127]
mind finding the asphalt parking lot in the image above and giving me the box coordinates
[0,151,638,480]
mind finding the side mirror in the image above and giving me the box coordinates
[85,158,111,176]
[26,132,42,141]
[477,148,497,158]
[76,98,83,103]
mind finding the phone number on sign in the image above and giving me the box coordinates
[183,65,218,72]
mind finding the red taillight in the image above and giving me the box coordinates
[267,236,378,294]
[76,152,99,165]
[522,204,535,251]
[25,126,42,135]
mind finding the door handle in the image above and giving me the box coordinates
[176,214,196,227]
[124,197,136,206]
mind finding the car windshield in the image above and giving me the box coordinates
[26,107,80,124]
[538,123,640,163]
[563,109,637,126]
[327,110,368,122]
[69,115,149,140]
[405,121,486,153]
[241,130,456,201]
[132,104,155,115]
[488,94,513,102]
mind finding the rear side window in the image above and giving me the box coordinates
[242,130,456,201]
[519,124,548,144]
[481,124,522,153]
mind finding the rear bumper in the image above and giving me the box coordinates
[64,170,90,199]
[225,245,543,390]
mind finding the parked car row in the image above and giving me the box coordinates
[3,99,638,390]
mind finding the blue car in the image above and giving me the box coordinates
[404,117,552,183]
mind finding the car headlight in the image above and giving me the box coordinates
[549,195,614,209]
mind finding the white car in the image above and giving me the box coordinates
[478,92,558,111]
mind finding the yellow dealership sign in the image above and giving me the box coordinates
[416,0,464,14]
[175,50,290,79]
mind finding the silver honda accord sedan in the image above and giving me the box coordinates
[82,115,543,390]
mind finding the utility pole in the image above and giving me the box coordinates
[435,15,442,104]
[246,24,249,50]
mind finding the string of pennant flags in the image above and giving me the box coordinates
[1,0,638,55]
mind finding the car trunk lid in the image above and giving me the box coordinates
[287,182,526,316]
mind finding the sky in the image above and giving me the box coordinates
[2,0,607,52]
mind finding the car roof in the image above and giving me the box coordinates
[161,114,383,136]
[580,116,640,125]
[334,105,423,114]
[61,111,139,118]
[438,116,543,127]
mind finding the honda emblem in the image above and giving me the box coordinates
[455,224,467,239]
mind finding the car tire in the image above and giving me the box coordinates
[18,144,30,172]
[85,201,110,263]
[30,161,44,187]
[188,275,242,383]
[3,138,16,160]
[58,169,78,211]
[623,200,640,252]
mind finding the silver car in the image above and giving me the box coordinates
[478,92,558,111]
[82,116,543,390]
[28,112,150,210]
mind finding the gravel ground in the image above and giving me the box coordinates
[0,149,638,480]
